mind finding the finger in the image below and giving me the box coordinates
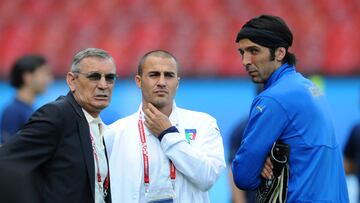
[266,168,273,179]
[144,119,150,128]
[266,157,273,169]
[144,114,149,122]
[261,169,271,180]
[147,103,159,114]
[264,163,272,173]
[144,115,154,125]
[264,163,274,178]
[261,168,270,178]
[263,165,271,175]
[144,107,154,119]
[261,171,267,179]
[264,157,274,179]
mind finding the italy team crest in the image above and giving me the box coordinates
[185,129,197,143]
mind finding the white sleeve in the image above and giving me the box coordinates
[160,118,226,191]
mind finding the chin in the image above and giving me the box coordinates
[251,77,264,84]
[94,102,109,109]
[151,100,169,109]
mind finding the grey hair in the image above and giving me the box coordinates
[71,48,115,72]
[137,50,179,76]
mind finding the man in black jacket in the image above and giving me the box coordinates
[0,48,116,203]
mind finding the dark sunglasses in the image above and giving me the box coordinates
[73,71,117,83]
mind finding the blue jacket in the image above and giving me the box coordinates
[232,63,349,202]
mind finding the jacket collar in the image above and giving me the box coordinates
[264,63,295,89]
[65,91,85,118]
[64,91,97,201]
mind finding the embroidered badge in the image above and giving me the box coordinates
[185,129,197,143]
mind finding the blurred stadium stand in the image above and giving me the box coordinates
[0,0,359,77]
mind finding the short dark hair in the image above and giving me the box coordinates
[236,15,296,65]
[10,55,47,89]
[137,50,179,76]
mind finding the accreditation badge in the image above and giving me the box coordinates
[145,183,176,203]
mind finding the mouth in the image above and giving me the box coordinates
[247,70,258,77]
[94,94,109,101]
[153,89,168,96]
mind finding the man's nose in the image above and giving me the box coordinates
[97,76,109,89]
[157,74,166,87]
[242,53,252,68]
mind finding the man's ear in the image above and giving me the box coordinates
[66,72,76,92]
[275,47,286,62]
[135,74,142,89]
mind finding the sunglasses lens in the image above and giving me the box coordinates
[87,73,102,81]
[105,74,116,82]
[78,71,116,83]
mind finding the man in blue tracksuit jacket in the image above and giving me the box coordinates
[232,15,349,202]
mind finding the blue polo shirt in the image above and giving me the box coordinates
[232,63,349,202]
[0,98,33,144]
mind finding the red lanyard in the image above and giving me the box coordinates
[138,112,176,185]
[89,129,110,196]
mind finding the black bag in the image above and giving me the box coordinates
[256,142,290,203]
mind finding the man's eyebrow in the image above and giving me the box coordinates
[148,70,175,74]
[148,70,160,74]
[244,46,260,51]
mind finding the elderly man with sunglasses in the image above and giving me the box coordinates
[0,48,116,203]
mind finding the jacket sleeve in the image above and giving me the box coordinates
[0,102,63,173]
[160,116,226,191]
[232,97,289,190]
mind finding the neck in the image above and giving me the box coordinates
[72,93,100,118]
[16,87,35,105]
[88,111,99,118]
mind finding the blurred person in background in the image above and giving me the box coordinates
[0,48,115,203]
[232,15,349,202]
[344,90,360,202]
[105,50,226,203]
[0,55,52,145]
[228,84,263,203]
[344,123,360,202]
